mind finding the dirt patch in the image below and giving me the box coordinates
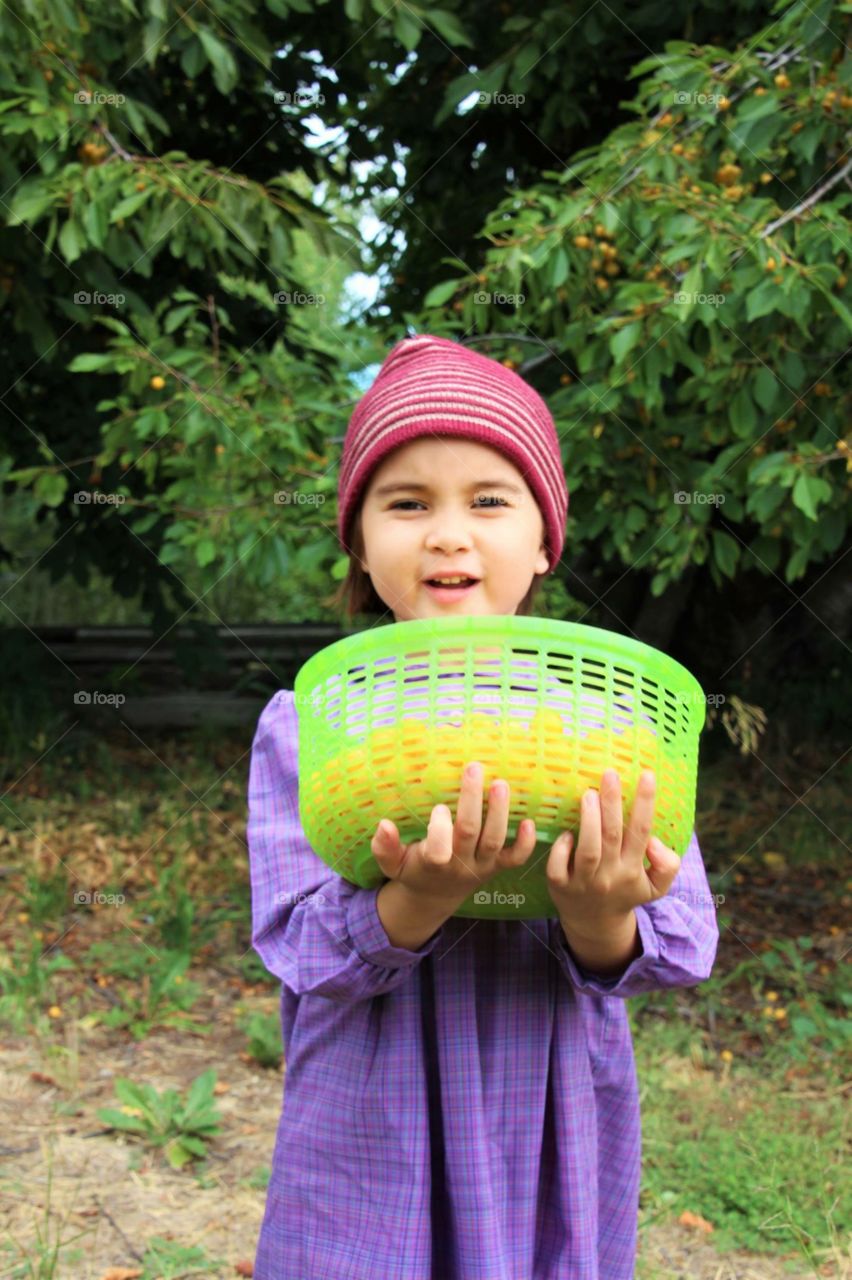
[0,1018,283,1277]
[1,1011,838,1280]
[637,1218,843,1279]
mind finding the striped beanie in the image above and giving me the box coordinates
[337,335,568,572]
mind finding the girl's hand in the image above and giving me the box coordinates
[370,762,537,906]
[546,768,682,932]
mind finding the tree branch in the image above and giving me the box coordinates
[760,156,852,239]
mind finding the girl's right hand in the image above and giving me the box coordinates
[369,762,538,906]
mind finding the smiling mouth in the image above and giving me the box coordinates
[424,578,480,596]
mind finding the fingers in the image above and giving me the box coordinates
[568,786,602,886]
[505,814,538,866]
[545,828,574,891]
[425,803,455,866]
[476,776,511,862]
[572,768,649,883]
[624,769,656,861]
[599,769,622,863]
[645,836,682,895]
[452,761,487,862]
[371,819,402,876]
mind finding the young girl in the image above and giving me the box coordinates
[247,334,720,1279]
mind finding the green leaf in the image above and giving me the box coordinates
[96,1106,148,1132]
[512,42,541,83]
[67,352,116,372]
[705,236,729,277]
[780,350,806,387]
[609,321,642,364]
[110,187,155,222]
[33,472,68,508]
[195,538,217,566]
[114,1077,150,1109]
[163,303,198,334]
[752,366,778,412]
[675,263,702,319]
[711,529,740,578]
[6,179,54,225]
[331,553,349,581]
[82,200,109,249]
[5,466,44,483]
[548,246,569,288]
[428,9,474,47]
[184,1067,218,1114]
[748,450,792,485]
[817,285,852,335]
[784,542,811,582]
[801,0,833,41]
[792,120,825,165]
[791,471,831,520]
[435,69,487,123]
[423,278,462,307]
[181,37,208,78]
[179,1135,211,1156]
[394,9,422,50]
[734,91,780,122]
[58,218,84,264]
[165,1138,194,1169]
[746,279,782,322]
[198,27,239,94]
[746,483,785,522]
[729,385,757,436]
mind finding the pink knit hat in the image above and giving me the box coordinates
[337,335,568,572]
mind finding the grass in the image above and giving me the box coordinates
[633,1008,849,1262]
[0,714,848,1275]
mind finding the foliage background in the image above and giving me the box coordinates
[0,0,849,740]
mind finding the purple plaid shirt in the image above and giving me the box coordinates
[248,689,719,1279]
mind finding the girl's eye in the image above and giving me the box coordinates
[390,495,510,510]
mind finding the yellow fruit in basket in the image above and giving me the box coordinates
[312,709,664,851]
[535,707,568,737]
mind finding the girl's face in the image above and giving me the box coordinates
[359,436,550,621]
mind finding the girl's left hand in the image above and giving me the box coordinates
[545,768,682,931]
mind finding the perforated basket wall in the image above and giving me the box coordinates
[293,616,705,920]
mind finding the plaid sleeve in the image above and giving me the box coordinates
[547,828,720,998]
[247,690,447,1004]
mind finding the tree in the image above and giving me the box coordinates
[409,2,851,614]
[1,0,849,674]
[0,0,369,626]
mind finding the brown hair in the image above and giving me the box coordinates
[323,502,547,622]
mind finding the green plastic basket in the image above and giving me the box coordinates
[293,616,705,920]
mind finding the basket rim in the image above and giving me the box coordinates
[294,615,705,706]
